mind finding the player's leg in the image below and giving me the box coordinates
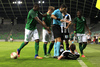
[47,41,54,55]
[43,42,48,57]
[42,29,49,57]
[56,37,61,56]
[17,29,32,57]
[77,34,83,56]
[65,39,69,50]
[81,34,87,57]
[47,31,55,55]
[33,29,43,59]
[54,40,57,57]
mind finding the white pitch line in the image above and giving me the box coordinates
[77,58,88,67]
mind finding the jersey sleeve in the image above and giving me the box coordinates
[73,18,77,24]
[68,14,71,21]
[30,11,38,18]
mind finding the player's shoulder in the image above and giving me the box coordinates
[66,13,71,16]
[54,9,60,13]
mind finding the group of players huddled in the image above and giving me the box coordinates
[16,3,91,60]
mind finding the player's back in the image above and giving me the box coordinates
[62,50,80,60]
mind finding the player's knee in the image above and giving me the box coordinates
[51,41,55,44]
[83,42,87,44]
[44,42,47,44]
[35,39,39,43]
[24,42,29,45]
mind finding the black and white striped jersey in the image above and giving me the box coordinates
[61,50,80,60]
[61,13,71,33]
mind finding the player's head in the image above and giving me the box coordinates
[69,44,76,53]
[60,4,67,12]
[62,7,68,14]
[77,10,82,17]
[48,6,55,14]
[33,3,39,11]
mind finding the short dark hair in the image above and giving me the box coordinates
[70,44,76,53]
[60,4,67,8]
[77,9,82,14]
[33,3,39,7]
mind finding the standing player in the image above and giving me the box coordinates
[17,3,51,59]
[58,44,80,60]
[51,4,71,57]
[73,10,91,57]
[61,8,71,50]
[42,6,55,57]
[10,34,13,42]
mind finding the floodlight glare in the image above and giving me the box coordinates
[42,1,44,3]
[38,1,41,4]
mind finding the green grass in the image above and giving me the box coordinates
[0,42,100,67]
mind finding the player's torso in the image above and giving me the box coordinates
[44,15,52,27]
[53,9,63,25]
[25,9,39,30]
[61,13,71,33]
[76,17,86,33]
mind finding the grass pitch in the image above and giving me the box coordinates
[0,42,100,67]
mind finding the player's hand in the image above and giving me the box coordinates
[47,27,50,30]
[60,19,64,22]
[64,27,68,29]
[65,20,71,23]
[48,30,51,34]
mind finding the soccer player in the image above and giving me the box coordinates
[73,10,91,57]
[58,44,80,60]
[42,6,55,57]
[17,3,51,59]
[51,4,71,58]
[61,7,71,50]
[10,34,13,42]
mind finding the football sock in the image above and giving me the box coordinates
[35,42,39,56]
[79,43,83,55]
[48,43,54,54]
[19,42,27,51]
[54,42,57,56]
[56,42,61,56]
[66,44,69,50]
[82,43,87,50]
[43,43,47,55]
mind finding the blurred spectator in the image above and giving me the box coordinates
[10,34,13,42]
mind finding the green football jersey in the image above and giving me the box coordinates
[25,9,40,30]
[42,13,52,29]
[73,16,86,34]
[10,35,12,38]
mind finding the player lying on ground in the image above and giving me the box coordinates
[17,3,51,59]
[42,6,55,57]
[58,44,80,60]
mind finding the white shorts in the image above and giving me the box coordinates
[24,29,39,42]
[42,29,55,42]
[10,38,13,41]
[77,33,87,43]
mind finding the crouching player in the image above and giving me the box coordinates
[58,44,80,60]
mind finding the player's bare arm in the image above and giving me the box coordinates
[34,17,50,32]
[38,12,50,17]
[51,14,71,23]
[42,20,51,34]
[58,56,63,60]
[65,21,72,29]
